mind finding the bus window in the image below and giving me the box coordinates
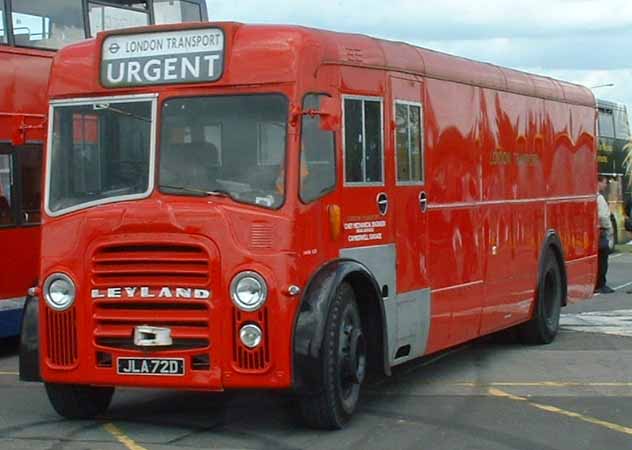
[0,152,14,226]
[257,122,285,166]
[11,0,84,50]
[49,100,153,215]
[395,101,424,184]
[300,94,336,203]
[153,0,203,24]
[18,146,42,225]
[159,94,288,209]
[344,97,383,184]
[0,6,7,44]
[614,109,630,140]
[203,124,223,166]
[598,108,615,139]
[88,2,149,36]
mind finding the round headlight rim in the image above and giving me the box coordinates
[43,272,76,312]
[239,323,263,349]
[230,270,268,312]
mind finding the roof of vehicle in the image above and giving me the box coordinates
[597,98,628,111]
[48,21,595,108]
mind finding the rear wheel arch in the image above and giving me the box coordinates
[541,230,568,306]
[520,231,566,345]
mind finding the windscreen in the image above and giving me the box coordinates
[159,95,288,209]
[88,1,149,37]
[11,0,84,50]
[598,109,615,139]
[0,152,13,225]
[0,6,7,44]
[153,0,203,24]
[614,108,631,140]
[48,99,154,215]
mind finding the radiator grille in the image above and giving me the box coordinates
[93,300,210,350]
[92,243,210,287]
[46,308,78,367]
[232,308,271,371]
[91,242,212,351]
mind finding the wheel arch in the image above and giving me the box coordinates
[292,259,388,393]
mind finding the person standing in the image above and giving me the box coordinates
[596,175,615,294]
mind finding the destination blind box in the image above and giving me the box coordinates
[101,28,224,87]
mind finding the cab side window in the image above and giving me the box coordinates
[344,97,383,184]
[18,145,43,225]
[0,6,7,44]
[0,151,15,226]
[300,94,336,203]
[395,102,424,183]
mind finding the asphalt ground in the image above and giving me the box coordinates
[1,255,632,450]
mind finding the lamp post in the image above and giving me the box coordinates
[590,83,615,89]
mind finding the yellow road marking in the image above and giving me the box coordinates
[457,382,632,387]
[103,423,149,450]
[0,371,18,376]
[489,388,632,436]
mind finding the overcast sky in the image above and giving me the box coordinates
[206,0,632,125]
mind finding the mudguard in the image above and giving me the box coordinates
[19,295,41,382]
[292,259,387,393]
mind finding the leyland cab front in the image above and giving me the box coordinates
[23,21,344,401]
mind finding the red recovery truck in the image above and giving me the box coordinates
[0,0,208,338]
[20,22,598,429]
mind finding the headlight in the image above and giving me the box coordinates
[230,271,268,312]
[240,324,263,348]
[43,273,76,311]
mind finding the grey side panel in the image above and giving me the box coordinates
[340,244,432,367]
[391,288,431,366]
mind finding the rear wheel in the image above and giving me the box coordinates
[519,249,563,345]
[45,383,114,419]
[298,282,367,429]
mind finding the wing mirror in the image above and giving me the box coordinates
[290,96,341,131]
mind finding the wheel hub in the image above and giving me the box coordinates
[343,328,367,385]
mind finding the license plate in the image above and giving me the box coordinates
[117,357,185,376]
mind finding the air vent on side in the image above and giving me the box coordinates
[46,308,78,368]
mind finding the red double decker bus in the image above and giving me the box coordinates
[20,22,598,429]
[0,0,207,338]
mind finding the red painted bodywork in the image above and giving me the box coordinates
[40,23,598,390]
[0,46,50,301]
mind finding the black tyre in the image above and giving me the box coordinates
[45,383,114,419]
[519,249,563,345]
[298,282,367,429]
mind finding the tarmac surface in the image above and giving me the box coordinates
[1,253,632,449]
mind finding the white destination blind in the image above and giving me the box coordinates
[101,28,224,87]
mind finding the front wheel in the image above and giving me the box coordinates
[45,383,114,419]
[519,249,563,345]
[298,282,367,429]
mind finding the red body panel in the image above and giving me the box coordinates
[39,22,597,390]
[0,46,51,301]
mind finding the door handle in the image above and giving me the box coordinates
[377,192,389,216]
[419,191,428,213]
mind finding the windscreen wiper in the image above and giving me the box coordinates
[93,103,151,123]
[159,185,231,198]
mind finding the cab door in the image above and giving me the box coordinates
[0,144,42,302]
[336,70,398,363]
[387,75,430,365]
